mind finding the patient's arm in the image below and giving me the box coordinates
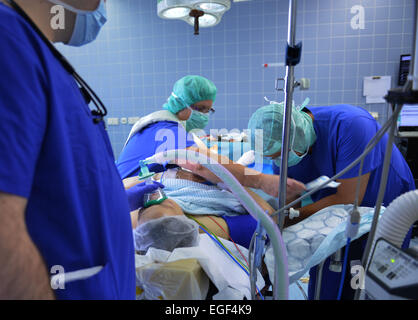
[181,145,266,190]
[192,215,230,239]
[286,173,370,226]
[245,188,276,221]
[192,187,276,241]
[180,145,305,200]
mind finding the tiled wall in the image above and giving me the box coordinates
[57,0,416,158]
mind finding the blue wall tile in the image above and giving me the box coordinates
[57,0,416,158]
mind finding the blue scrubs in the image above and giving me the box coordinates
[273,105,415,206]
[272,105,416,299]
[0,5,135,299]
[116,121,196,179]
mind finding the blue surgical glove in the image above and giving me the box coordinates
[126,181,165,211]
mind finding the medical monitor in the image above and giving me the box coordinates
[397,104,418,137]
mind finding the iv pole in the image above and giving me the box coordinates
[273,0,302,300]
[276,0,302,231]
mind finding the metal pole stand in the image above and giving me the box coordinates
[276,0,303,231]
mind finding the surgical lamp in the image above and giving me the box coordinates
[157,0,231,34]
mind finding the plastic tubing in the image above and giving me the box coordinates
[145,149,289,300]
[372,190,418,250]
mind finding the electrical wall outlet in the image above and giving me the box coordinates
[299,78,310,90]
[370,112,379,120]
[107,117,119,125]
[128,117,140,124]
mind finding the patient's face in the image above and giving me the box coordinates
[138,198,184,225]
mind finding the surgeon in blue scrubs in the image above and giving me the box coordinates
[0,0,159,299]
[116,75,217,179]
[248,102,416,299]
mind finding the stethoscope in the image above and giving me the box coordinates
[6,0,108,124]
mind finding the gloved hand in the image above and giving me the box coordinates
[236,150,255,166]
[126,181,165,211]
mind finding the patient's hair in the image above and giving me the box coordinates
[134,215,199,253]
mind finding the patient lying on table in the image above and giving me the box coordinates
[124,166,380,293]
[124,167,277,252]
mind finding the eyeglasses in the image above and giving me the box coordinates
[190,105,215,114]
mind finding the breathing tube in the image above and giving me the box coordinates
[372,190,418,254]
[145,149,289,300]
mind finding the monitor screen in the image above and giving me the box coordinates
[401,55,411,62]
[398,104,418,131]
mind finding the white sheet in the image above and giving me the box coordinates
[135,234,265,300]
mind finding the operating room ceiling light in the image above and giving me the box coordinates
[157,0,231,32]
[196,2,227,12]
[161,7,190,19]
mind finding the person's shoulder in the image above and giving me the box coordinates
[328,106,380,143]
[0,4,32,38]
[148,120,183,130]
[0,3,18,23]
[0,4,42,56]
[140,120,184,136]
[310,104,374,122]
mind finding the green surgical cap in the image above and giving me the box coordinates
[248,101,317,156]
[163,75,217,114]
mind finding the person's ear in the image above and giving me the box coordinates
[176,108,192,121]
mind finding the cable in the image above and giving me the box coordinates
[159,170,165,184]
[198,226,249,274]
[198,225,265,300]
[207,216,249,267]
[337,238,351,300]
[159,161,170,183]
[187,215,248,272]
[295,280,308,300]
[189,215,264,300]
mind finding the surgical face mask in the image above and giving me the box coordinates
[288,148,307,167]
[133,215,199,253]
[274,154,304,168]
[50,0,107,47]
[185,108,209,131]
[273,115,308,168]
